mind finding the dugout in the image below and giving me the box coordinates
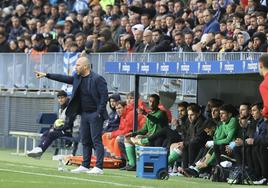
[105,60,262,130]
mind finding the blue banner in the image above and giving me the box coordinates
[105,60,259,75]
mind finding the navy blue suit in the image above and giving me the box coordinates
[46,72,108,169]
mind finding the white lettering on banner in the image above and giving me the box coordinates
[202,64,211,72]
[181,64,190,72]
[247,62,258,71]
[160,65,169,72]
[141,65,149,72]
[137,63,140,71]
[118,62,121,72]
[224,64,234,72]
[122,65,130,72]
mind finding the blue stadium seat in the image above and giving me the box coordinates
[36,113,58,133]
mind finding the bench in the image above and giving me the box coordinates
[9,131,42,156]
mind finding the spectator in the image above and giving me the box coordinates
[43,3,51,21]
[82,15,93,35]
[173,1,184,17]
[124,36,135,53]
[252,32,267,52]
[150,29,171,52]
[140,14,152,30]
[248,15,258,36]
[92,28,119,52]
[50,5,59,22]
[110,14,123,45]
[8,16,26,41]
[30,33,47,54]
[15,4,28,27]
[184,32,194,52]
[27,19,37,35]
[172,32,185,52]
[8,40,18,53]
[235,31,250,52]
[58,3,68,21]
[203,9,220,34]
[133,26,144,52]
[165,14,175,37]
[142,30,153,52]
[129,14,140,26]
[17,37,26,53]
[44,33,60,52]
[0,31,10,52]
[75,32,86,52]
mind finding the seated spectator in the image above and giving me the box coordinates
[8,16,26,41]
[43,32,60,52]
[252,32,267,52]
[150,29,171,52]
[91,28,119,52]
[0,32,10,53]
[203,9,220,34]
[27,90,80,158]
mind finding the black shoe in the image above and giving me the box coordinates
[184,168,199,177]
[120,163,131,170]
[120,166,127,170]
[125,165,136,171]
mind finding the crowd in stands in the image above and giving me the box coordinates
[0,0,268,54]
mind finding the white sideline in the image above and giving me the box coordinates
[0,168,152,188]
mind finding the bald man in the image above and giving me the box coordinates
[35,55,108,175]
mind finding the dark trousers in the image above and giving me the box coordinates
[38,129,71,152]
[81,112,104,169]
[182,142,203,168]
[254,145,268,179]
[148,127,181,149]
[213,144,227,165]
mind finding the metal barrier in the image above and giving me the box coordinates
[0,52,262,96]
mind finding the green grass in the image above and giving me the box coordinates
[0,149,266,188]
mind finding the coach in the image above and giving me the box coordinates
[35,55,108,175]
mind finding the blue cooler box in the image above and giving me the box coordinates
[136,146,168,179]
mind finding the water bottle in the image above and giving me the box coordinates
[58,158,66,172]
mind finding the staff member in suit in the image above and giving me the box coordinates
[35,55,108,175]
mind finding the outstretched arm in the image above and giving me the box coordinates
[35,71,74,84]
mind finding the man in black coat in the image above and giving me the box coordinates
[150,29,171,52]
[35,55,108,175]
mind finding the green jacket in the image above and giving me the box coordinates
[207,117,238,166]
[214,117,238,145]
[133,109,168,137]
